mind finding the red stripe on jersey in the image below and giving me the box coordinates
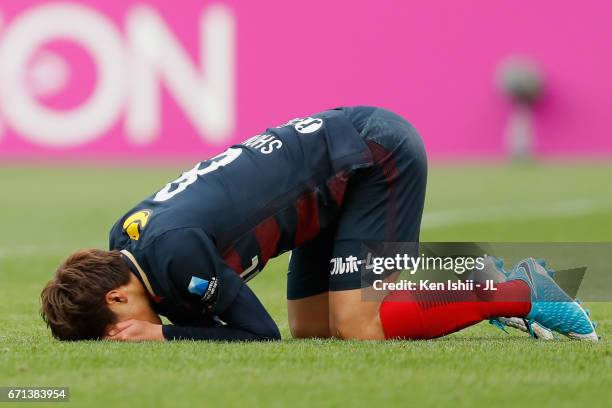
[326,171,349,207]
[223,249,243,274]
[294,191,320,247]
[254,217,281,264]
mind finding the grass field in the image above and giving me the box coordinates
[1,163,611,407]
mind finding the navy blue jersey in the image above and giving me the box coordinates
[109,107,376,323]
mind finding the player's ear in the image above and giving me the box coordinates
[105,289,128,305]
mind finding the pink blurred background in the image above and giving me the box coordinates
[0,0,610,160]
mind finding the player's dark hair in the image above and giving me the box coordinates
[40,249,131,341]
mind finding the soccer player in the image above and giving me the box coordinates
[40,106,598,342]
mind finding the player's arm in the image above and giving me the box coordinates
[156,228,280,342]
[162,279,280,341]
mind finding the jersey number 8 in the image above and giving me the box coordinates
[154,148,242,202]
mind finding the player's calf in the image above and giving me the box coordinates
[327,280,532,340]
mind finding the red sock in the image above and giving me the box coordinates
[379,280,531,339]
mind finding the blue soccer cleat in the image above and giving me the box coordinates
[475,257,554,340]
[505,257,599,341]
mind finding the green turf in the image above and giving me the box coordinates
[1,163,611,407]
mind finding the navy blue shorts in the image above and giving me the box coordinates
[286,107,428,299]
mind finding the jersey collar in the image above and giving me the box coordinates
[120,250,157,298]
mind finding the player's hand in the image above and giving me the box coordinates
[105,319,165,342]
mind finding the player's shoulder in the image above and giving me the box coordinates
[109,204,157,249]
[148,226,213,256]
[108,203,208,251]
[115,225,217,280]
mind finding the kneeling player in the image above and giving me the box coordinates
[285,109,598,342]
[40,106,597,342]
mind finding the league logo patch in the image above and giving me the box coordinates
[202,277,218,302]
[188,276,210,296]
[122,209,152,240]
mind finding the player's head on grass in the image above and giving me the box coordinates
[40,249,159,341]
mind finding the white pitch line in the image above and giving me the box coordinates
[0,243,106,260]
[422,197,612,229]
[0,198,610,259]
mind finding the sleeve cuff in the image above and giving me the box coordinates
[162,324,178,340]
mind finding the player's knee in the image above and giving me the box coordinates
[329,312,384,340]
[288,316,307,338]
[289,317,331,339]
